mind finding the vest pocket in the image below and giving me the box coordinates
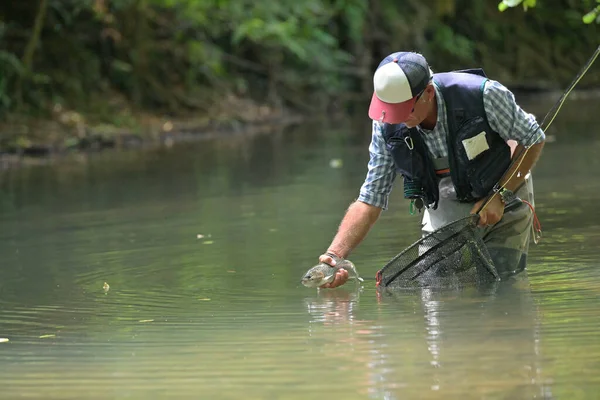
[453,117,509,199]
[455,117,489,161]
[467,145,511,198]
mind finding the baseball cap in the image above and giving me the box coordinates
[368,52,432,124]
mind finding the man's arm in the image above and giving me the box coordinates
[498,142,544,193]
[473,80,546,225]
[483,80,546,192]
[325,201,382,259]
[319,121,396,288]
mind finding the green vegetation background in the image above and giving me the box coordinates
[0,0,598,149]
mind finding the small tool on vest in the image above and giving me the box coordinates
[403,177,425,214]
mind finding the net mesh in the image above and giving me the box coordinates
[376,215,500,289]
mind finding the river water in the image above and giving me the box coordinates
[1,97,599,399]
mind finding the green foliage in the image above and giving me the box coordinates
[0,50,23,114]
[431,23,475,60]
[498,0,537,12]
[582,3,600,24]
[499,0,600,23]
[0,0,597,126]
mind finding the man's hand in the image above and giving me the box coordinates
[318,253,349,288]
[471,195,505,227]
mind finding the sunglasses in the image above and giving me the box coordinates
[410,90,426,113]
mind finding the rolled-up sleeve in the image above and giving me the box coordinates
[483,80,546,147]
[357,121,397,210]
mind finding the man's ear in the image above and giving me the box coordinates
[425,84,435,101]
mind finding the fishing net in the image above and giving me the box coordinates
[376,215,500,289]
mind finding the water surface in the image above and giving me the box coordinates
[1,98,600,399]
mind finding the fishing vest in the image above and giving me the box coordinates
[381,69,511,210]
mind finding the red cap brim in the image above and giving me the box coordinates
[368,93,417,124]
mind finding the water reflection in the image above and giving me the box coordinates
[303,287,377,398]
[303,275,555,399]
[304,287,363,325]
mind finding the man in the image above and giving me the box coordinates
[319,51,545,288]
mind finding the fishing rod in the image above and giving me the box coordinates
[476,45,600,218]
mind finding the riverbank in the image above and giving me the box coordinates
[2,85,600,171]
[0,94,306,170]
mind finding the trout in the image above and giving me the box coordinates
[301,259,363,288]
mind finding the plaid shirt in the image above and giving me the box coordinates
[358,79,546,210]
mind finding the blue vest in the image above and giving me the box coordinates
[381,69,511,210]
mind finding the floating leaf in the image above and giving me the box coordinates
[0,338,8,343]
[198,298,211,301]
[203,241,214,245]
[329,159,343,168]
[39,334,56,339]
[138,319,154,323]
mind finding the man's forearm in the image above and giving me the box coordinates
[500,142,545,192]
[326,200,382,259]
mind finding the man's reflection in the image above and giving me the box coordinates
[303,275,553,399]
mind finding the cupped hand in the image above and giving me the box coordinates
[318,253,349,288]
[471,195,505,227]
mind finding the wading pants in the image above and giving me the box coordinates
[421,174,535,279]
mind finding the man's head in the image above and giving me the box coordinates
[368,52,435,127]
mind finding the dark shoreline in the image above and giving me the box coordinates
[1,86,599,171]
[0,112,305,170]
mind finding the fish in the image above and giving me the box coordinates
[301,259,364,288]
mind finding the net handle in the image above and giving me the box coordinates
[476,45,600,215]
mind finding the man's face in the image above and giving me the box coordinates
[403,87,433,128]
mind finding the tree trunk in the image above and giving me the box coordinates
[16,0,49,109]
[131,0,148,107]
